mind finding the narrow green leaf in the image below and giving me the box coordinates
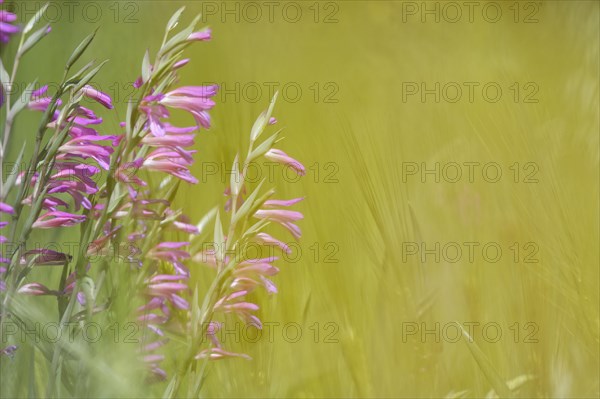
[167,7,186,32]
[1,143,26,197]
[80,277,96,319]
[125,99,134,138]
[250,91,278,141]
[23,3,49,34]
[72,60,109,93]
[213,211,224,263]
[7,81,36,121]
[232,180,265,226]
[161,14,201,55]
[107,184,126,213]
[242,219,270,238]
[19,24,51,57]
[162,376,178,399]
[250,110,268,142]
[230,154,241,196]
[460,324,512,398]
[190,207,218,253]
[67,60,95,83]
[164,180,181,205]
[0,58,9,91]
[248,130,281,162]
[142,49,151,83]
[195,207,218,235]
[66,29,97,70]
[191,284,200,338]
[246,188,275,220]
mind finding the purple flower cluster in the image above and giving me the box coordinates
[0,6,307,392]
[0,0,18,43]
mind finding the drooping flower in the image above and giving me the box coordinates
[230,257,280,295]
[57,134,118,170]
[113,199,168,220]
[147,242,191,276]
[213,290,261,327]
[159,87,216,129]
[20,249,71,266]
[140,85,218,137]
[254,209,304,239]
[146,274,189,309]
[18,282,56,295]
[81,85,114,109]
[27,85,62,113]
[264,149,306,176]
[142,148,198,184]
[163,209,199,234]
[32,211,86,229]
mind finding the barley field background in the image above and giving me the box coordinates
[1,0,598,398]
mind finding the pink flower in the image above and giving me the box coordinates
[0,6,19,43]
[163,210,199,234]
[213,290,264,327]
[141,131,195,147]
[234,259,280,276]
[263,197,304,208]
[254,209,303,240]
[48,162,101,206]
[140,96,169,137]
[187,28,211,42]
[147,242,191,275]
[265,149,305,176]
[20,249,71,266]
[116,158,146,187]
[0,202,14,214]
[158,86,217,129]
[173,58,190,70]
[254,209,303,222]
[140,85,217,136]
[142,148,198,184]
[18,282,56,296]
[32,211,86,229]
[28,86,62,112]
[57,135,117,170]
[81,85,114,109]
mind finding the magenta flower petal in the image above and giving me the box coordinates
[254,209,304,222]
[0,202,15,214]
[81,85,114,109]
[265,149,305,176]
[187,27,211,41]
[173,59,190,70]
[263,197,304,208]
[32,211,86,229]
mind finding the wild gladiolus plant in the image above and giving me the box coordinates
[0,4,305,397]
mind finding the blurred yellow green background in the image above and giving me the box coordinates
[4,0,599,397]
